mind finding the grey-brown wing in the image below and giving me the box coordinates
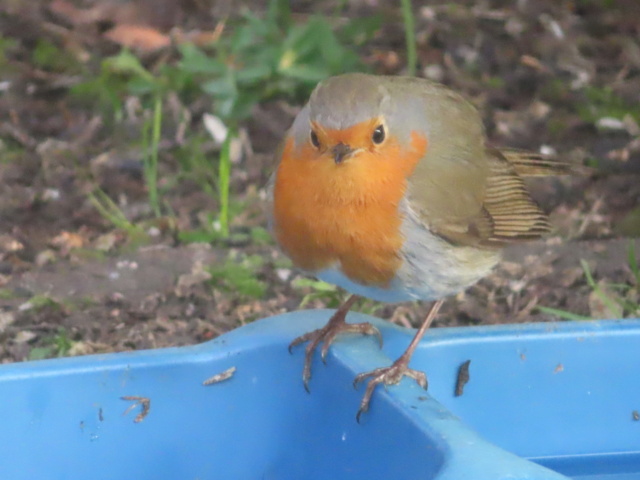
[413,148,554,249]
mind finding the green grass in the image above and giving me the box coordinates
[88,189,137,232]
[293,278,344,308]
[69,2,380,246]
[177,1,375,124]
[292,277,380,315]
[208,253,268,299]
[71,49,158,123]
[31,39,82,73]
[71,248,109,261]
[537,242,640,320]
[217,132,233,237]
[141,94,163,218]
[0,288,17,300]
[77,51,166,220]
[629,241,640,286]
[616,207,640,237]
[28,328,75,361]
[0,35,18,71]
[88,189,149,245]
[400,0,417,76]
[249,226,273,246]
[578,85,640,127]
[535,306,592,321]
[175,135,217,199]
[21,294,64,312]
[72,1,376,125]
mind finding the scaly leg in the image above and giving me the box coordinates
[289,295,382,392]
[354,299,444,422]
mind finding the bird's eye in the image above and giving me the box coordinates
[372,125,385,144]
[310,130,321,148]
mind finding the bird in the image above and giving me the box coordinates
[267,73,572,420]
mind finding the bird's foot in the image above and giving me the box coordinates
[289,309,382,392]
[353,358,427,422]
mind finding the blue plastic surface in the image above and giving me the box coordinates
[0,311,639,479]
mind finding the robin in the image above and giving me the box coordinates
[268,73,570,419]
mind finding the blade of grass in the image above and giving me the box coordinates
[629,241,640,286]
[400,0,417,76]
[580,259,628,316]
[536,306,592,321]
[89,189,139,234]
[217,132,233,238]
[268,0,292,30]
[143,94,163,218]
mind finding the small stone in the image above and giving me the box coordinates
[175,270,212,297]
[0,311,16,332]
[14,330,37,343]
[202,113,228,145]
[42,188,60,201]
[596,117,626,131]
[94,232,118,252]
[423,64,444,82]
[275,268,291,281]
[35,249,57,267]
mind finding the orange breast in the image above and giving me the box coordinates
[273,127,427,287]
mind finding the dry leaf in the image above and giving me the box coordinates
[0,235,24,253]
[520,54,549,73]
[104,24,171,52]
[173,23,225,47]
[558,267,584,288]
[50,231,85,251]
[68,341,111,356]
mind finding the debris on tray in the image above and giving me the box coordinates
[121,395,151,423]
[455,360,471,397]
[203,366,236,386]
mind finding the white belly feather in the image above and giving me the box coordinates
[313,199,500,303]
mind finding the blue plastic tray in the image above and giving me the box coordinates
[1,311,639,479]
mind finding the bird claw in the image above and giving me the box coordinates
[354,362,428,422]
[288,331,314,354]
[289,319,382,391]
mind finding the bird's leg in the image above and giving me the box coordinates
[289,294,382,392]
[354,299,444,421]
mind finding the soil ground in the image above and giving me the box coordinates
[0,0,639,363]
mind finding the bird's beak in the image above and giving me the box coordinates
[332,143,354,164]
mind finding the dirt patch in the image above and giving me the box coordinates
[0,0,639,363]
